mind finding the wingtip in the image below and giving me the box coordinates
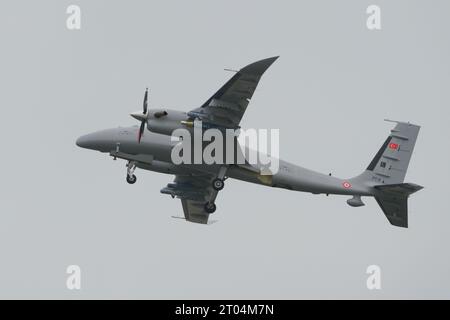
[262,55,280,63]
[240,56,280,74]
[267,55,280,63]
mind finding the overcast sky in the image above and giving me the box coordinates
[0,0,449,299]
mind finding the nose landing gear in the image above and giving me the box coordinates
[126,174,137,184]
[126,161,137,184]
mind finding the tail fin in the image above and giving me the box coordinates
[362,120,423,227]
[374,183,423,228]
[365,120,421,185]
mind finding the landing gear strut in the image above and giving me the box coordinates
[126,161,137,184]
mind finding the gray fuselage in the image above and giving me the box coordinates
[76,126,375,197]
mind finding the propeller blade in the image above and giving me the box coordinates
[138,120,145,143]
[143,88,148,114]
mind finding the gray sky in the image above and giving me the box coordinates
[0,0,449,299]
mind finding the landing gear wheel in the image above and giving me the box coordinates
[212,178,225,191]
[126,174,137,184]
[204,202,216,214]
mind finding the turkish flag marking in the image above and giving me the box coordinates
[389,143,399,150]
[342,181,352,189]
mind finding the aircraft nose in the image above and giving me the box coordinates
[76,135,90,148]
[76,129,117,152]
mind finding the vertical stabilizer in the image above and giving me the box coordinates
[365,120,420,185]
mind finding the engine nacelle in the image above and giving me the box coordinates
[147,109,189,136]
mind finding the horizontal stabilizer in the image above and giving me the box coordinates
[374,183,423,195]
[374,183,423,228]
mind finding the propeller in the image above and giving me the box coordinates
[130,88,149,143]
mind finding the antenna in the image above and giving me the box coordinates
[384,119,411,125]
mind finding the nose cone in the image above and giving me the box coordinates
[76,135,91,148]
[130,111,147,121]
[76,128,118,152]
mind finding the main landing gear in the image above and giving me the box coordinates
[204,202,217,214]
[212,178,225,191]
[204,166,228,214]
[126,161,137,184]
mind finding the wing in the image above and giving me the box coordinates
[161,174,216,224]
[188,56,279,129]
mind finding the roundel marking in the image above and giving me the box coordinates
[342,181,352,189]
